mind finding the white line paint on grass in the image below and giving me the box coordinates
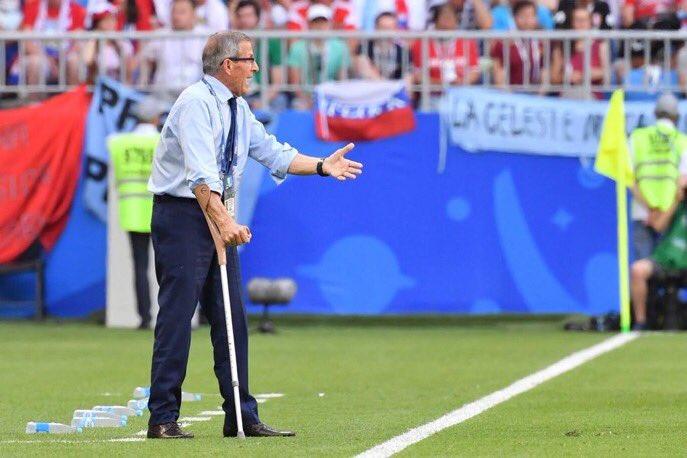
[199,410,225,416]
[357,332,639,458]
[1,438,145,445]
[255,393,284,399]
[178,416,211,422]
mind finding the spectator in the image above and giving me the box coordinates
[355,11,410,80]
[115,0,158,31]
[15,0,86,88]
[0,0,23,32]
[287,4,351,108]
[137,0,206,91]
[353,0,428,30]
[87,0,158,31]
[233,0,286,109]
[490,0,545,88]
[411,2,480,89]
[624,46,680,101]
[194,0,229,31]
[287,0,358,30]
[492,0,555,29]
[82,3,134,83]
[554,0,615,29]
[1,0,23,89]
[550,5,609,97]
[154,0,227,30]
[264,0,291,28]
[427,0,493,29]
[621,0,677,27]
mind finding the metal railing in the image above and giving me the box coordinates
[1,29,686,110]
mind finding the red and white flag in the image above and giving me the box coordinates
[314,80,416,142]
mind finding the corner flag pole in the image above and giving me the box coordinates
[594,89,633,333]
[616,159,631,333]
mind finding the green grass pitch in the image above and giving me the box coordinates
[1,318,685,456]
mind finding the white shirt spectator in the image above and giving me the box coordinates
[0,0,23,30]
[139,25,207,89]
[154,0,228,30]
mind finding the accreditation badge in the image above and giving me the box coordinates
[223,174,236,218]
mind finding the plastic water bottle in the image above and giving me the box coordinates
[182,391,201,402]
[93,406,137,417]
[73,409,124,422]
[71,412,127,428]
[133,386,150,399]
[72,416,126,428]
[26,422,81,434]
[127,399,147,414]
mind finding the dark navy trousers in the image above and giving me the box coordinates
[148,194,259,429]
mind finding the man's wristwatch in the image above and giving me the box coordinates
[316,158,330,177]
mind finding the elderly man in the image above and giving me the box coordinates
[146,31,363,439]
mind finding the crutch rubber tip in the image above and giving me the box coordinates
[237,431,246,439]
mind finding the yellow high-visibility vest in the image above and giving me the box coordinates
[108,131,158,233]
[631,123,687,211]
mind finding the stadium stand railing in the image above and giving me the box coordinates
[1,30,686,110]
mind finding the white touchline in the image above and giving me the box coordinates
[178,416,212,422]
[357,332,640,458]
[1,438,145,445]
[254,393,284,399]
[199,410,226,416]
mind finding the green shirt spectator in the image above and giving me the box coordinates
[287,39,350,86]
[253,38,283,84]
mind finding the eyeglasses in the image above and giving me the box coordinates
[225,57,256,63]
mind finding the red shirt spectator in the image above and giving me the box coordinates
[114,0,157,31]
[287,0,358,30]
[22,0,86,31]
[623,0,676,22]
[411,39,479,84]
[490,39,543,85]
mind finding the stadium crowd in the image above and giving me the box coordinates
[2,0,687,105]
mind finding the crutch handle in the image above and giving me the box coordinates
[193,184,227,266]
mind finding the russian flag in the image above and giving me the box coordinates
[314,80,416,142]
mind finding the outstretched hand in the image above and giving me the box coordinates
[323,143,363,181]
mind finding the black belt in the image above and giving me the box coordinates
[153,194,196,203]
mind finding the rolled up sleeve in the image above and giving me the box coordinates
[248,110,298,184]
[177,99,222,194]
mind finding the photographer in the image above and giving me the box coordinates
[630,177,687,330]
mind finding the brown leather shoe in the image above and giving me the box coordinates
[224,422,295,437]
[147,422,194,439]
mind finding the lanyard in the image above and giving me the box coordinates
[201,77,235,190]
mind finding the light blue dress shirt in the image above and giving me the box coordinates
[148,75,298,198]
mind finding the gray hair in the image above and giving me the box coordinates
[202,31,251,74]
[655,92,680,121]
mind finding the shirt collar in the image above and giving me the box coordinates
[133,123,159,134]
[203,74,234,102]
[656,118,675,130]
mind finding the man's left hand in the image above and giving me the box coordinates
[323,143,363,181]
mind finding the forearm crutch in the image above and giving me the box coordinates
[194,185,245,439]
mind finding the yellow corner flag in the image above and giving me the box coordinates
[594,89,632,333]
[594,90,634,184]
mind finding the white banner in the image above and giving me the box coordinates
[440,88,687,158]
